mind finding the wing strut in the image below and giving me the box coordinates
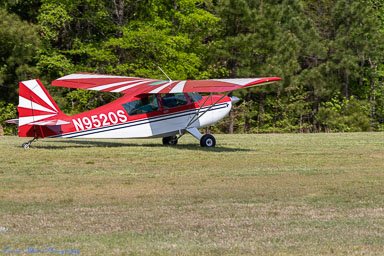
[180,92,228,147]
[185,93,211,127]
[185,93,227,130]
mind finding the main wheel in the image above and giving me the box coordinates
[162,136,178,145]
[22,143,30,149]
[200,134,216,147]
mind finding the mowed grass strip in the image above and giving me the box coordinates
[0,133,383,255]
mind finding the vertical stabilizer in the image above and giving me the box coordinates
[18,79,61,127]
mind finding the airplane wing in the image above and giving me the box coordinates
[52,73,281,96]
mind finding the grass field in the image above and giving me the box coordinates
[0,133,384,255]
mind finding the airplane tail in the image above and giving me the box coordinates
[17,79,65,137]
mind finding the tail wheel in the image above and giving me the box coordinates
[21,137,38,149]
[162,136,178,145]
[22,143,30,149]
[200,134,216,147]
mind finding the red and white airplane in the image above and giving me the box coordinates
[7,73,281,148]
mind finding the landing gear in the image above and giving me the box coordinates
[162,135,178,145]
[186,127,216,147]
[22,142,30,149]
[200,134,216,147]
[184,93,227,148]
[21,138,37,149]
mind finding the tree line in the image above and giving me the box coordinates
[0,0,383,134]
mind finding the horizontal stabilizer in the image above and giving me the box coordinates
[29,119,70,126]
[4,119,19,124]
[4,118,69,126]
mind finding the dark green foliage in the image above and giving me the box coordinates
[213,0,384,133]
[0,101,17,135]
[0,8,40,104]
[316,94,370,132]
[1,0,384,134]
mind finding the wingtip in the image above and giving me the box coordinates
[268,77,282,82]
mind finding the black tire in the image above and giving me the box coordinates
[200,134,216,147]
[162,136,178,145]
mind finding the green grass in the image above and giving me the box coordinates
[0,133,384,255]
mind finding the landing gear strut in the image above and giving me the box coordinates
[22,137,38,149]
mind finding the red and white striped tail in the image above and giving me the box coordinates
[18,79,61,126]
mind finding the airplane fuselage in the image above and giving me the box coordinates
[20,93,232,139]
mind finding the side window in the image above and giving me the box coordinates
[122,95,159,116]
[160,93,188,109]
[188,92,203,102]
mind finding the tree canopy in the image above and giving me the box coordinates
[1,0,384,134]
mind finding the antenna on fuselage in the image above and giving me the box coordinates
[158,66,173,83]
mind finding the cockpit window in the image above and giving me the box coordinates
[188,92,203,102]
[122,95,159,116]
[160,93,188,109]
